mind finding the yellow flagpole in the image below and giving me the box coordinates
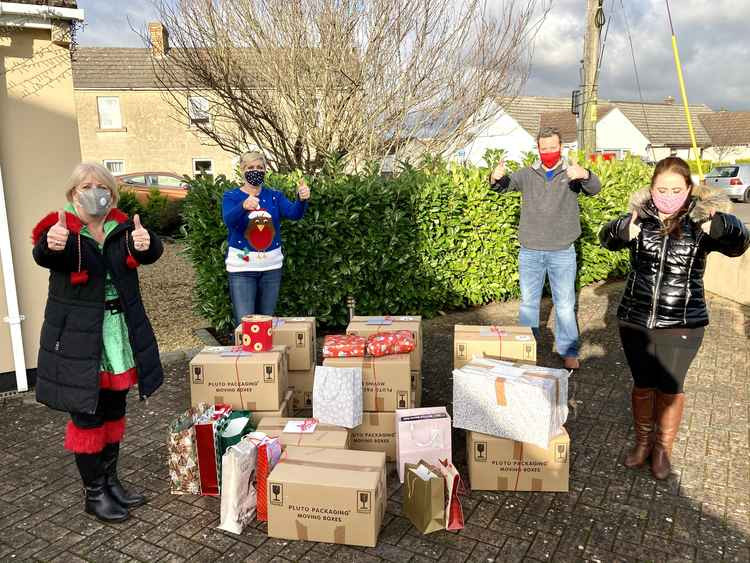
[667,1,703,181]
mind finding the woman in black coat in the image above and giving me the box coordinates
[600,156,749,480]
[32,162,164,522]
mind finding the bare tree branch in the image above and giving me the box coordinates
[146,0,552,172]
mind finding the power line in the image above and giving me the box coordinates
[619,0,655,161]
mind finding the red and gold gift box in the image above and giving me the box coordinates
[366,330,415,357]
[241,315,274,353]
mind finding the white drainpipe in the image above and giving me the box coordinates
[0,165,28,392]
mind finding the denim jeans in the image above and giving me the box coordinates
[518,245,579,358]
[229,268,283,325]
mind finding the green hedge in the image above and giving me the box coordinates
[182,156,652,330]
[118,188,185,236]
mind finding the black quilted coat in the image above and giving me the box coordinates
[599,186,749,329]
[31,208,164,414]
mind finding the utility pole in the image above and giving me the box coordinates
[581,0,604,160]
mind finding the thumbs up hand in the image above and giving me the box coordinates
[132,214,151,252]
[491,160,506,181]
[47,211,69,251]
[297,178,311,200]
[566,153,589,181]
[628,210,641,241]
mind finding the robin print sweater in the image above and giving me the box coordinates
[222,185,308,272]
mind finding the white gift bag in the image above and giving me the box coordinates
[312,366,363,428]
[218,437,258,535]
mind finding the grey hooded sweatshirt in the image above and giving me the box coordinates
[490,161,601,251]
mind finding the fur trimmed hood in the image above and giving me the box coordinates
[31,208,129,245]
[629,184,733,224]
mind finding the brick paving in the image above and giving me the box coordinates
[0,281,748,562]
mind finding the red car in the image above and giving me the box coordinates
[116,172,190,204]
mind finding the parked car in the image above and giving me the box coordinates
[704,164,750,203]
[116,172,190,203]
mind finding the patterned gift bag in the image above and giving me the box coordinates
[168,403,212,495]
[312,366,363,428]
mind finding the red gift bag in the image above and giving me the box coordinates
[194,405,232,496]
[251,436,282,522]
[438,459,465,531]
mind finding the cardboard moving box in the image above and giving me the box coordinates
[351,412,396,461]
[323,355,411,412]
[453,325,536,369]
[189,346,288,411]
[411,370,422,408]
[267,446,386,548]
[347,316,422,371]
[236,317,316,371]
[256,417,350,449]
[288,367,315,411]
[249,390,293,425]
[466,429,569,492]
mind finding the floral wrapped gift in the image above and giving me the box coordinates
[366,330,415,357]
[322,334,366,358]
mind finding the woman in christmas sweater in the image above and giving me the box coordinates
[32,163,163,522]
[222,151,310,324]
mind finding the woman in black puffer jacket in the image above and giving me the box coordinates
[32,162,163,522]
[600,156,749,480]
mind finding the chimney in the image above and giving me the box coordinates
[664,96,675,105]
[149,22,169,57]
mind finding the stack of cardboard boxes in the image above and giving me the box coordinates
[189,345,292,425]
[316,316,422,461]
[453,325,570,492]
[235,317,317,414]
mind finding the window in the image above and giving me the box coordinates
[97,97,122,129]
[123,175,145,185]
[706,166,739,178]
[103,160,124,174]
[193,159,213,179]
[145,175,159,187]
[188,96,210,126]
[158,175,186,188]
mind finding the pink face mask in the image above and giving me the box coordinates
[651,190,689,215]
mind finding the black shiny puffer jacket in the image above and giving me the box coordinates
[599,186,749,329]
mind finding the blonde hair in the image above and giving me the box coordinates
[239,151,267,170]
[65,162,120,206]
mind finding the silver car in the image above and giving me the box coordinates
[704,164,750,202]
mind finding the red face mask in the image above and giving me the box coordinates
[539,149,561,169]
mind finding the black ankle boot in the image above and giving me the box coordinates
[101,443,146,508]
[75,453,129,522]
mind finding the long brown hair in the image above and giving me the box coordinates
[651,156,693,238]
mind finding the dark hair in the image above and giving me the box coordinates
[537,127,561,144]
[651,156,693,238]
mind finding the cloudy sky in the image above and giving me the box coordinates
[75,0,748,110]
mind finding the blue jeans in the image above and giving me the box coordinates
[518,245,579,358]
[229,268,283,326]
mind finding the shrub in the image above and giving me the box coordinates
[117,189,144,218]
[140,188,185,236]
[182,156,652,331]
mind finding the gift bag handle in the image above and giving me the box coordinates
[409,422,444,448]
[406,471,418,499]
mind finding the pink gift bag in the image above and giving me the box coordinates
[396,407,452,483]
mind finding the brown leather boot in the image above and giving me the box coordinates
[651,392,685,480]
[624,387,655,468]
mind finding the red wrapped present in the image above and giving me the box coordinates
[322,334,366,358]
[366,330,415,357]
[241,315,274,353]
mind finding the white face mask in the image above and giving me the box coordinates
[76,186,112,217]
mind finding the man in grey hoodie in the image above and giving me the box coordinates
[489,127,601,369]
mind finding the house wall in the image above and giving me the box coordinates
[75,89,239,178]
[0,27,82,374]
[453,112,537,166]
[596,108,651,157]
[702,145,750,163]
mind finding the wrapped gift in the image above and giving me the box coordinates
[453,357,569,448]
[347,315,423,371]
[241,315,274,352]
[395,407,452,483]
[366,330,415,357]
[322,334,366,358]
[218,437,259,534]
[168,403,212,495]
[313,366,363,428]
[403,461,445,535]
